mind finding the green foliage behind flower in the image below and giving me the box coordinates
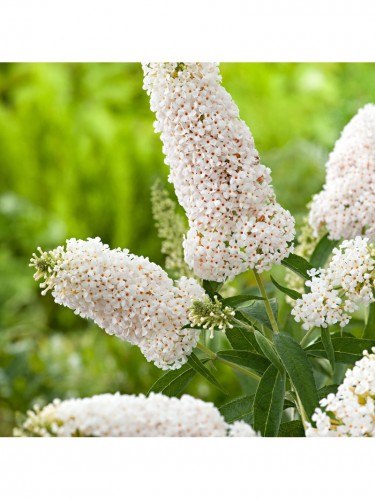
[1,62,375,435]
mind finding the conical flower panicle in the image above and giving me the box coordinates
[309,104,375,240]
[14,392,258,437]
[143,63,295,282]
[30,237,206,370]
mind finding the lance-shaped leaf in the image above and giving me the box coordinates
[239,298,278,332]
[306,337,375,364]
[217,350,270,374]
[320,327,335,370]
[219,395,255,425]
[309,234,339,269]
[221,294,264,308]
[363,302,375,340]
[253,330,284,372]
[202,280,222,299]
[284,398,296,410]
[187,352,227,393]
[270,275,302,300]
[317,384,338,401]
[225,325,262,354]
[281,253,313,280]
[274,333,318,419]
[253,365,286,437]
[147,363,198,397]
[278,420,305,437]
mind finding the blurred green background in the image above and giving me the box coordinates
[1,63,374,436]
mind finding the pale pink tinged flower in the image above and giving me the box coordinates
[30,237,206,370]
[143,63,295,282]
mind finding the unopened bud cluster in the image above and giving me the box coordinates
[188,295,235,338]
[30,246,64,294]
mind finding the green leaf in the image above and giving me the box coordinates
[274,333,318,419]
[281,253,313,280]
[239,298,278,331]
[306,337,375,364]
[317,384,338,401]
[270,275,302,300]
[278,420,305,437]
[219,395,255,425]
[147,362,204,396]
[217,350,270,374]
[320,327,335,370]
[253,330,284,372]
[331,331,355,338]
[253,365,285,437]
[187,352,227,393]
[284,397,296,410]
[309,234,339,269]
[221,294,264,308]
[363,302,375,339]
[202,280,222,299]
[225,325,262,354]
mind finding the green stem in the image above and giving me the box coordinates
[300,327,316,348]
[253,270,279,334]
[365,304,369,326]
[232,317,272,341]
[197,342,260,381]
[231,317,254,332]
[197,341,217,359]
[293,387,308,431]
[219,357,261,381]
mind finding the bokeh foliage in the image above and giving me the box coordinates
[1,62,374,436]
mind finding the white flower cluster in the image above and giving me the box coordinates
[143,63,295,282]
[14,392,258,437]
[306,349,375,437]
[309,104,375,241]
[292,237,375,329]
[30,237,206,370]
